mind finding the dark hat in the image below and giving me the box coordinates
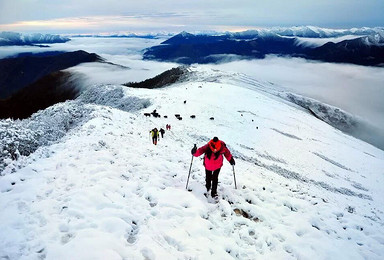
[213,137,219,142]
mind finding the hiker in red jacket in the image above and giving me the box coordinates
[191,137,235,198]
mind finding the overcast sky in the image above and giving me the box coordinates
[0,0,383,34]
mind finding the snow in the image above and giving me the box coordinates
[293,35,363,48]
[1,65,384,259]
[227,26,384,41]
[364,32,384,46]
[0,36,168,59]
[0,32,69,45]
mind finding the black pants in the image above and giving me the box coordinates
[205,168,221,196]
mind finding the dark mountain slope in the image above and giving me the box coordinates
[0,71,84,119]
[123,66,189,88]
[0,50,102,99]
[306,37,384,65]
[144,33,384,66]
[144,36,302,64]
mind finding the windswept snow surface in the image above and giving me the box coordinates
[1,67,384,259]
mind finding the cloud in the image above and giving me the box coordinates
[0,37,178,89]
[0,15,191,34]
[201,56,384,132]
[66,57,179,88]
[1,0,384,33]
[56,37,180,86]
[294,35,363,48]
[2,37,383,149]
[0,36,166,59]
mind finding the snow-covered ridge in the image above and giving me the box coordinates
[283,93,384,150]
[0,66,383,259]
[227,26,384,39]
[364,31,384,46]
[62,26,384,40]
[169,26,384,40]
[62,31,174,38]
[0,85,150,173]
[186,67,384,150]
[183,26,384,47]
[0,31,70,46]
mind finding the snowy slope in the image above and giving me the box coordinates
[1,67,384,259]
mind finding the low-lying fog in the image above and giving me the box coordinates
[204,57,384,150]
[1,37,383,149]
[205,57,384,130]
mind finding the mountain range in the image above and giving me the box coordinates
[144,29,384,66]
[0,32,70,46]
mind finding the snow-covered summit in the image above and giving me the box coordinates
[67,32,172,39]
[265,26,383,38]
[0,31,70,46]
[0,66,383,259]
[364,32,384,46]
[223,26,384,39]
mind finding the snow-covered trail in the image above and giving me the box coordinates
[1,68,384,259]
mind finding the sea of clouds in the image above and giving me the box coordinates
[1,36,383,149]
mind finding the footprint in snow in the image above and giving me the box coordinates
[164,235,185,251]
[17,201,29,212]
[141,248,155,260]
[126,221,139,244]
[61,232,75,244]
[233,208,261,223]
[145,195,158,208]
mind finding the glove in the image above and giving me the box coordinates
[229,157,235,165]
[191,147,197,155]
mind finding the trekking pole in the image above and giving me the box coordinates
[186,144,197,190]
[232,165,237,189]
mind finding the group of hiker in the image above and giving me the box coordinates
[149,127,167,145]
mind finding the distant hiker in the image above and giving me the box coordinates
[159,128,165,138]
[191,137,235,198]
[150,128,159,145]
[167,124,171,130]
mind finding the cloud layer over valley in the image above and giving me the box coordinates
[1,37,383,150]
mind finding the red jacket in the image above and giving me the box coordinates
[193,141,233,171]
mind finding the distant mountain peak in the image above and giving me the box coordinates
[179,31,193,37]
[145,27,384,66]
[0,31,70,46]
